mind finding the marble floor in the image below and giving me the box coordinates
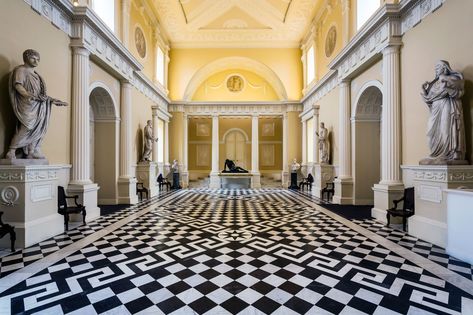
[0,189,472,314]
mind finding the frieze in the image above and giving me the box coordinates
[413,170,473,183]
[401,0,445,34]
[169,103,302,116]
[0,168,58,183]
[25,0,72,35]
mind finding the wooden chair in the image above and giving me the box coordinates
[321,182,335,201]
[58,186,86,231]
[299,174,314,191]
[386,187,415,232]
[0,212,15,252]
[157,174,171,191]
[136,182,148,200]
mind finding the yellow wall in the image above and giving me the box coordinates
[218,118,252,171]
[129,3,155,81]
[94,122,118,202]
[169,112,184,163]
[0,0,71,164]
[188,117,212,171]
[131,88,153,165]
[169,48,303,101]
[401,0,473,164]
[287,112,302,164]
[193,69,279,101]
[317,88,339,165]
[259,117,283,171]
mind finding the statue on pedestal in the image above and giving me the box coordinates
[289,158,300,189]
[317,122,330,164]
[171,159,181,189]
[140,120,157,162]
[420,60,467,165]
[222,159,248,173]
[290,158,300,173]
[4,49,67,160]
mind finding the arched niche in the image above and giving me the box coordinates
[183,57,288,101]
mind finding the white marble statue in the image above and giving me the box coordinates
[291,158,300,173]
[317,122,330,164]
[140,120,157,162]
[172,159,179,173]
[5,49,67,160]
[420,60,467,165]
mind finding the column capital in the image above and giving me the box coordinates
[383,45,401,56]
[251,113,259,118]
[212,114,219,119]
[71,46,90,57]
[339,79,351,87]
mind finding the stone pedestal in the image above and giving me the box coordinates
[313,164,335,198]
[67,182,100,222]
[289,172,299,189]
[209,173,220,189]
[402,165,473,248]
[118,177,138,204]
[0,165,64,248]
[281,171,289,189]
[371,183,404,222]
[251,172,261,189]
[333,177,353,205]
[172,172,182,189]
[136,162,158,197]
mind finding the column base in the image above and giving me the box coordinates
[371,183,404,223]
[117,177,138,205]
[281,171,289,188]
[332,177,353,205]
[181,171,189,188]
[136,162,158,198]
[209,172,220,189]
[251,172,261,189]
[68,182,101,222]
[313,164,335,198]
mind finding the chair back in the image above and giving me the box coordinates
[403,187,415,212]
[157,174,163,183]
[58,186,67,212]
[307,174,314,183]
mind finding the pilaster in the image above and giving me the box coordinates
[181,113,189,188]
[152,107,159,162]
[281,113,289,187]
[210,115,220,188]
[121,0,131,47]
[251,114,261,188]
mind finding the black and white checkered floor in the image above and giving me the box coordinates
[0,189,472,314]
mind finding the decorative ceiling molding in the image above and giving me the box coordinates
[152,0,319,48]
[183,57,289,101]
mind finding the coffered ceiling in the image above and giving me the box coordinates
[151,0,321,48]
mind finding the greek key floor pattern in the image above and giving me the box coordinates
[1,189,473,314]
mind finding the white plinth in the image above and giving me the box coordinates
[0,165,65,248]
[68,182,100,223]
[446,189,473,264]
[218,173,260,189]
[313,164,334,198]
[401,165,473,248]
[136,162,158,198]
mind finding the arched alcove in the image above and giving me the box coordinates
[89,83,119,205]
[352,81,383,205]
[183,57,288,101]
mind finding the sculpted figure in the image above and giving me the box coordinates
[141,120,157,162]
[291,158,300,173]
[222,159,248,173]
[317,122,330,164]
[420,60,467,165]
[172,159,179,173]
[5,49,67,159]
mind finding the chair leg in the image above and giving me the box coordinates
[82,209,86,225]
[9,227,15,252]
[403,217,407,232]
[386,213,390,227]
[65,213,69,231]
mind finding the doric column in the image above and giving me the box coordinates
[209,115,220,188]
[381,45,402,185]
[68,46,100,220]
[117,81,138,204]
[251,114,261,188]
[152,107,159,162]
[333,80,353,204]
[282,113,288,172]
[372,45,404,221]
[71,47,91,185]
[164,119,169,164]
[121,0,130,46]
[181,113,189,187]
[302,119,307,165]
[313,106,320,164]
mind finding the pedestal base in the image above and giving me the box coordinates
[209,173,220,189]
[136,162,158,198]
[68,182,100,222]
[0,165,64,248]
[281,171,289,188]
[401,165,473,247]
[289,172,298,189]
[333,177,353,204]
[251,172,261,189]
[371,183,404,223]
[117,177,138,204]
[172,173,182,189]
[313,164,334,198]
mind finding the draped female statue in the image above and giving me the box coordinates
[5,49,67,160]
[420,60,467,165]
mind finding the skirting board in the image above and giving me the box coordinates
[409,214,447,248]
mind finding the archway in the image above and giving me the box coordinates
[352,82,383,205]
[183,57,288,101]
[223,128,249,170]
[89,83,119,205]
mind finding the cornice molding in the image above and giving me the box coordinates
[301,70,338,110]
[169,102,303,116]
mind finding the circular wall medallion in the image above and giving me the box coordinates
[1,186,19,206]
[134,26,147,59]
[325,26,337,58]
[226,75,244,93]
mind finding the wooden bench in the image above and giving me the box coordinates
[58,186,86,231]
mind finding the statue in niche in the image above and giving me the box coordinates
[420,60,467,165]
[4,49,67,161]
[317,122,330,164]
[140,120,157,162]
[222,159,248,173]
